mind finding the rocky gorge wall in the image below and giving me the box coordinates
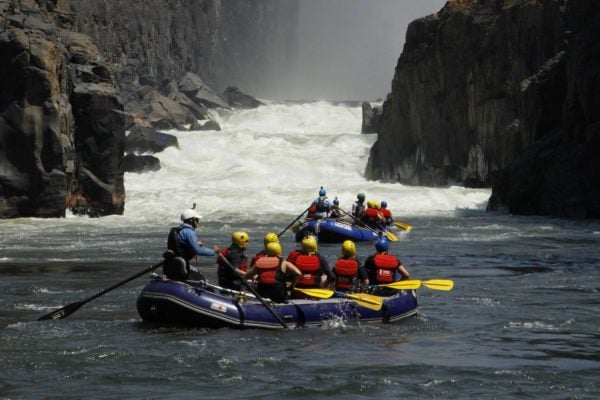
[0,0,126,218]
[366,0,599,218]
[0,0,298,218]
[68,0,298,96]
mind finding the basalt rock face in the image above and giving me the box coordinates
[0,0,125,218]
[68,0,298,102]
[488,0,600,218]
[1,0,298,218]
[367,0,600,218]
[367,0,567,188]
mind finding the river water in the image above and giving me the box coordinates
[1,102,599,399]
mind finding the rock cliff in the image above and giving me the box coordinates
[366,0,599,218]
[1,0,298,218]
[1,0,126,218]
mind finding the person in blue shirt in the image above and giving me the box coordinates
[307,186,331,219]
[163,209,218,281]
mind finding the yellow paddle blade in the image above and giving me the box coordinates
[394,221,412,232]
[385,230,399,241]
[345,292,383,311]
[422,279,454,291]
[381,280,422,290]
[294,288,334,298]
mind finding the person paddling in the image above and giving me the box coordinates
[245,242,302,303]
[332,240,369,291]
[307,186,331,219]
[163,209,218,281]
[217,231,250,290]
[287,235,335,291]
[363,237,409,285]
[249,232,279,269]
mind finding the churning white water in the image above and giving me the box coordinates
[0,101,490,262]
[124,101,490,226]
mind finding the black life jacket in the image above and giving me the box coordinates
[166,226,195,261]
[315,197,329,213]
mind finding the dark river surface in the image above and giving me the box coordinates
[1,211,599,399]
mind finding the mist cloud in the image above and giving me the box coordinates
[266,0,446,101]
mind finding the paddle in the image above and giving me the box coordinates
[335,291,384,311]
[217,252,288,329]
[393,221,413,232]
[380,279,454,291]
[338,208,397,241]
[294,287,335,298]
[294,287,383,310]
[277,206,311,237]
[38,261,164,321]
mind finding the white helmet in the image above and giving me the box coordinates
[180,209,202,221]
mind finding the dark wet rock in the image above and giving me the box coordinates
[367,0,600,218]
[123,154,161,173]
[125,126,178,154]
[222,86,264,108]
[178,72,229,109]
[0,0,125,218]
[361,102,383,134]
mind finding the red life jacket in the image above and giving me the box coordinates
[255,256,281,285]
[294,253,321,287]
[333,258,359,290]
[381,208,392,218]
[217,247,248,272]
[286,250,301,264]
[373,253,399,283]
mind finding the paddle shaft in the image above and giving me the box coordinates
[217,252,288,329]
[380,279,454,291]
[38,261,164,321]
[277,206,310,237]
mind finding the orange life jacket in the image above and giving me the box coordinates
[255,256,281,285]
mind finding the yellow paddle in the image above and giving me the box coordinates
[294,288,383,311]
[338,292,384,311]
[393,221,412,232]
[381,279,454,291]
[294,287,335,298]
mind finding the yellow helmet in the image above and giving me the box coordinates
[301,235,318,253]
[263,232,279,246]
[232,231,249,249]
[367,200,375,208]
[341,240,356,257]
[374,202,381,210]
[266,241,282,257]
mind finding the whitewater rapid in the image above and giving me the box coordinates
[123,101,490,227]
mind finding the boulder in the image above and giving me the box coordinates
[178,72,229,109]
[222,86,264,108]
[123,154,161,173]
[125,126,178,154]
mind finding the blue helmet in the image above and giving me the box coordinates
[319,186,326,196]
[375,237,389,252]
[381,200,387,208]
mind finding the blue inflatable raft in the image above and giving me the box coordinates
[294,218,388,243]
[136,278,418,330]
